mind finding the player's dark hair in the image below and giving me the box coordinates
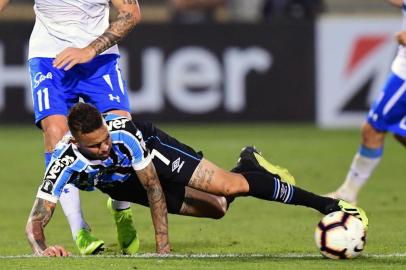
[68,103,104,136]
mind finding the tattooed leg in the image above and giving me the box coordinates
[188,158,249,197]
[179,186,227,219]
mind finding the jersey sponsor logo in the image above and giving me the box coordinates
[107,118,130,131]
[171,157,184,173]
[33,72,53,88]
[41,179,54,193]
[45,155,75,181]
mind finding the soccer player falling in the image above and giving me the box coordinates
[25,103,368,256]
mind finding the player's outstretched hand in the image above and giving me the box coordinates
[41,245,70,257]
[53,47,96,71]
[395,31,406,46]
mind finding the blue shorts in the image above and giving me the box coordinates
[367,72,406,136]
[28,54,130,127]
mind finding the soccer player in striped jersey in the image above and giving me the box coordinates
[326,0,406,204]
[25,103,368,256]
[0,0,141,255]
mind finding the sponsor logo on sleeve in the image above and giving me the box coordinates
[46,155,75,180]
[107,118,130,131]
[41,155,75,193]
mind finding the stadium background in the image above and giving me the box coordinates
[0,1,405,269]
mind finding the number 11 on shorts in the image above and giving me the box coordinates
[36,88,50,112]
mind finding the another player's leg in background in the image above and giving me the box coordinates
[187,147,368,228]
[41,115,104,254]
[326,72,406,204]
[326,123,384,204]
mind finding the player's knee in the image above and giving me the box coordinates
[42,121,69,151]
[219,179,246,197]
[43,124,68,139]
[211,197,227,219]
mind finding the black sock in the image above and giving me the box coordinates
[241,171,339,214]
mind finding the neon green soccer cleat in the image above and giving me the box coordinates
[338,200,369,230]
[75,228,105,255]
[107,198,140,254]
[238,146,296,186]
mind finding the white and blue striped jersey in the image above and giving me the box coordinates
[36,114,151,203]
[29,0,119,59]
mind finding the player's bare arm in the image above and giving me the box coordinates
[26,198,69,257]
[387,0,403,8]
[136,162,170,254]
[53,0,141,71]
[0,0,10,12]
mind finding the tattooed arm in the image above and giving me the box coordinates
[53,0,141,70]
[26,198,69,256]
[136,162,170,254]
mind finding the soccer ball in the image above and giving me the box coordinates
[314,211,366,259]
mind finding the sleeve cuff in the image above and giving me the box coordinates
[36,191,58,203]
[132,155,152,171]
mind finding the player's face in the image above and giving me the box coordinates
[75,124,112,160]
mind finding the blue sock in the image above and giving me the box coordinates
[358,145,383,159]
[45,152,52,168]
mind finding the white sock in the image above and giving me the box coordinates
[111,199,131,211]
[338,152,381,201]
[59,184,89,240]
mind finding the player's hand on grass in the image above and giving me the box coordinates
[157,243,171,254]
[41,245,70,257]
[395,31,406,46]
[53,47,96,71]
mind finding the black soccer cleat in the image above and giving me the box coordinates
[236,146,296,185]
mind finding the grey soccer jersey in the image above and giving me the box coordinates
[36,114,151,203]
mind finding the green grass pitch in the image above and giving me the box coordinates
[0,124,405,269]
